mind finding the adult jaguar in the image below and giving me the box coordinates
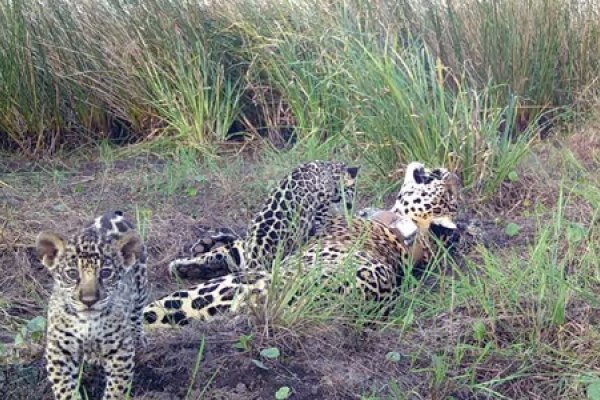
[169,162,460,280]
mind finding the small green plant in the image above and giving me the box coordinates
[385,351,401,363]
[504,222,521,237]
[14,316,46,346]
[472,320,487,342]
[185,187,198,198]
[587,380,600,400]
[251,346,282,371]
[507,171,519,182]
[135,207,152,241]
[275,386,291,399]
[431,354,448,388]
[260,347,280,359]
[566,222,586,245]
[98,140,116,167]
[233,333,254,352]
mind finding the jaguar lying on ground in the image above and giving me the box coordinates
[169,162,461,280]
[143,162,462,328]
[37,211,147,400]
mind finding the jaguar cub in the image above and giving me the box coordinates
[37,211,147,400]
[170,160,359,278]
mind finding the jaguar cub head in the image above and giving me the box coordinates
[37,227,143,312]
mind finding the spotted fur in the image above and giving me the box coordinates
[37,211,148,400]
[143,162,461,328]
[171,162,460,280]
[169,160,359,279]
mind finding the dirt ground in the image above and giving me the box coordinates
[0,137,593,399]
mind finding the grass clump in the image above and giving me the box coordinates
[222,0,536,193]
[2,0,599,196]
[424,0,600,109]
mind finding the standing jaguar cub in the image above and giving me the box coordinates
[37,211,147,400]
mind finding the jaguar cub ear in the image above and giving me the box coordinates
[36,232,65,270]
[116,231,143,268]
[346,166,360,179]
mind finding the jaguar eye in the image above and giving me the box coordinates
[99,268,114,280]
[64,269,79,281]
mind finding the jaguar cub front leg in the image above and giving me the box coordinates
[102,336,135,399]
[45,335,81,400]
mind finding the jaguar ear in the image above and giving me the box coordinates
[404,162,426,184]
[346,166,360,179]
[116,231,143,268]
[430,168,443,179]
[413,167,427,184]
[36,232,65,270]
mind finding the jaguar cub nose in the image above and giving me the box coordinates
[79,288,100,307]
[79,294,99,307]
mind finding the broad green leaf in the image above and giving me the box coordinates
[260,347,280,359]
[587,381,600,400]
[385,351,401,362]
[26,316,47,333]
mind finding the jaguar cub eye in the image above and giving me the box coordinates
[99,268,114,279]
[64,269,79,280]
